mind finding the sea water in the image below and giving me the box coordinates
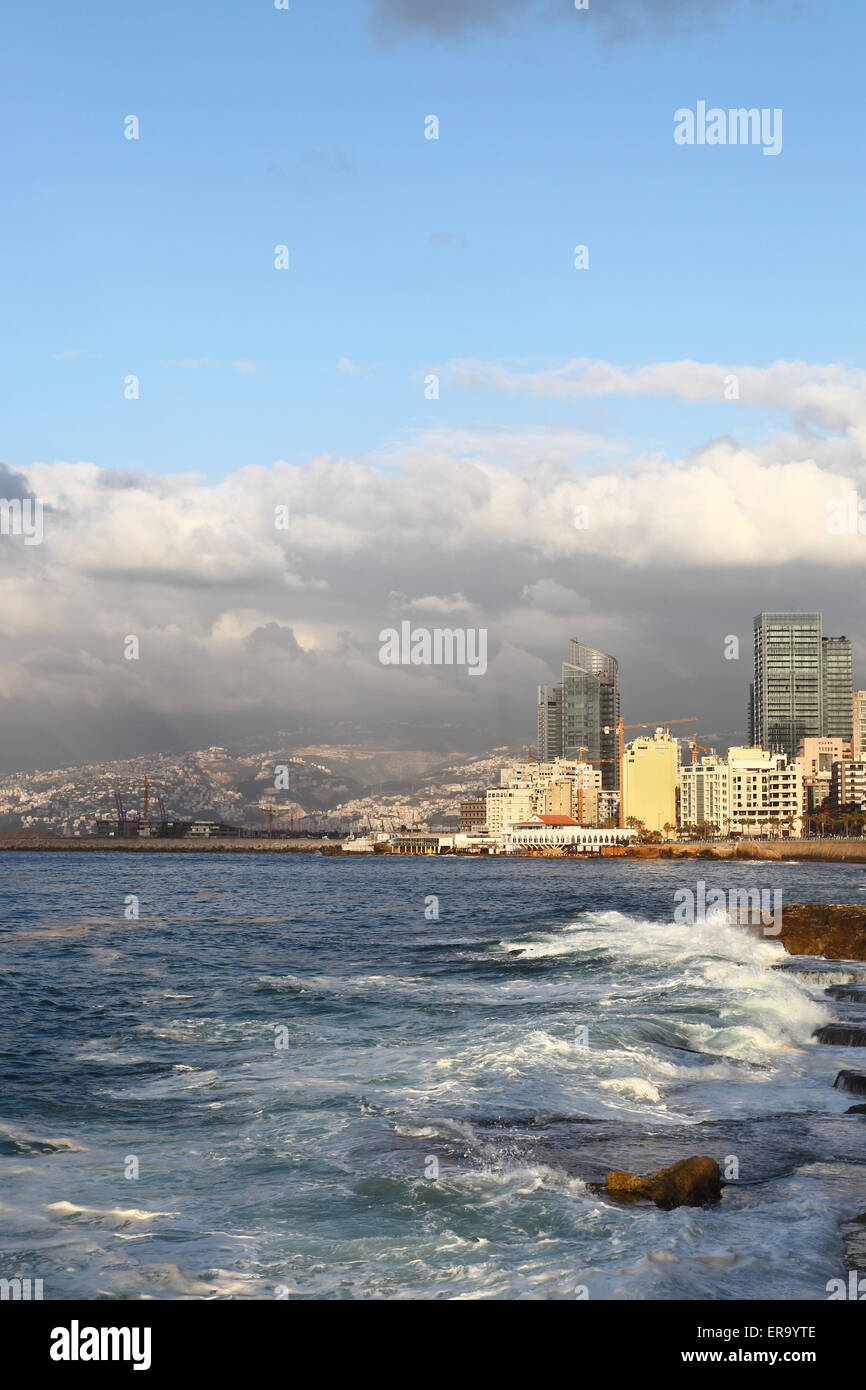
[1,852,865,1300]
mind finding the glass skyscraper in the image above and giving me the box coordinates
[537,640,620,790]
[536,684,562,761]
[822,636,853,740]
[750,613,853,758]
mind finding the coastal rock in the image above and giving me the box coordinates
[814,1024,866,1047]
[842,1214,866,1271]
[777,904,866,962]
[825,984,866,1002]
[845,1104,866,1115]
[834,1070,866,1096]
[598,1155,722,1210]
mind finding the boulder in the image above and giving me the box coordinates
[814,1024,866,1047]
[777,904,866,961]
[599,1155,722,1210]
[825,984,866,1002]
[834,1070,866,1096]
[845,1104,866,1115]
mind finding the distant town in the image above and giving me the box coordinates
[2,612,865,856]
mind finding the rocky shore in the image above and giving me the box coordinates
[777,903,866,962]
[592,904,866,1226]
[632,839,866,863]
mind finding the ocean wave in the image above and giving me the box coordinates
[46,1201,179,1227]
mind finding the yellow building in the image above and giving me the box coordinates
[622,727,678,834]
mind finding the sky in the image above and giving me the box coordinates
[1,0,865,773]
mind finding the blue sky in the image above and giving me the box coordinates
[3,0,864,480]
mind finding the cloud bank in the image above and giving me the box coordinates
[1,356,864,772]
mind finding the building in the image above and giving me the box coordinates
[678,754,729,834]
[678,746,804,837]
[537,685,563,761]
[484,784,536,836]
[795,736,850,813]
[797,736,852,775]
[622,727,678,834]
[538,640,620,792]
[458,797,487,833]
[503,815,636,854]
[853,691,866,759]
[830,762,866,812]
[822,636,853,740]
[531,778,572,819]
[727,746,803,838]
[495,756,604,825]
[750,612,823,757]
[750,613,853,758]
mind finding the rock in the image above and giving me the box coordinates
[834,1070,866,1096]
[598,1155,722,1210]
[814,1024,866,1046]
[777,904,866,961]
[825,984,866,1002]
[842,1214,866,1270]
[845,1104,866,1114]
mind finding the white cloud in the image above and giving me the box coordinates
[3,356,865,765]
[443,356,866,436]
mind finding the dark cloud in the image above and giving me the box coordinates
[0,462,35,502]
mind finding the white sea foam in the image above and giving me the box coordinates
[46,1202,179,1227]
[600,1076,662,1103]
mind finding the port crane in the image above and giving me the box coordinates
[260,803,295,837]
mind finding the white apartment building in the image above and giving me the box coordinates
[679,754,729,832]
[485,784,536,835]
[495,758,603,826]
[679,747,803,837]
[727,746,803,837]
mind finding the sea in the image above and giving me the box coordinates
[1,851,865,1301]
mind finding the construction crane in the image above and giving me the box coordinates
[113,786,126,834]
[603,717,698,826]
[688,737,708,765]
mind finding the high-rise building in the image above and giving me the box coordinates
[560,641,620,790]
[822,636,853,740]
[854,690,866,759]
[751,613,853,757]
[751,613,823,758]
[536,685,562,761]
[622,727,678,834]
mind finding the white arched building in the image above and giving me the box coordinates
[503,815,636,854]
